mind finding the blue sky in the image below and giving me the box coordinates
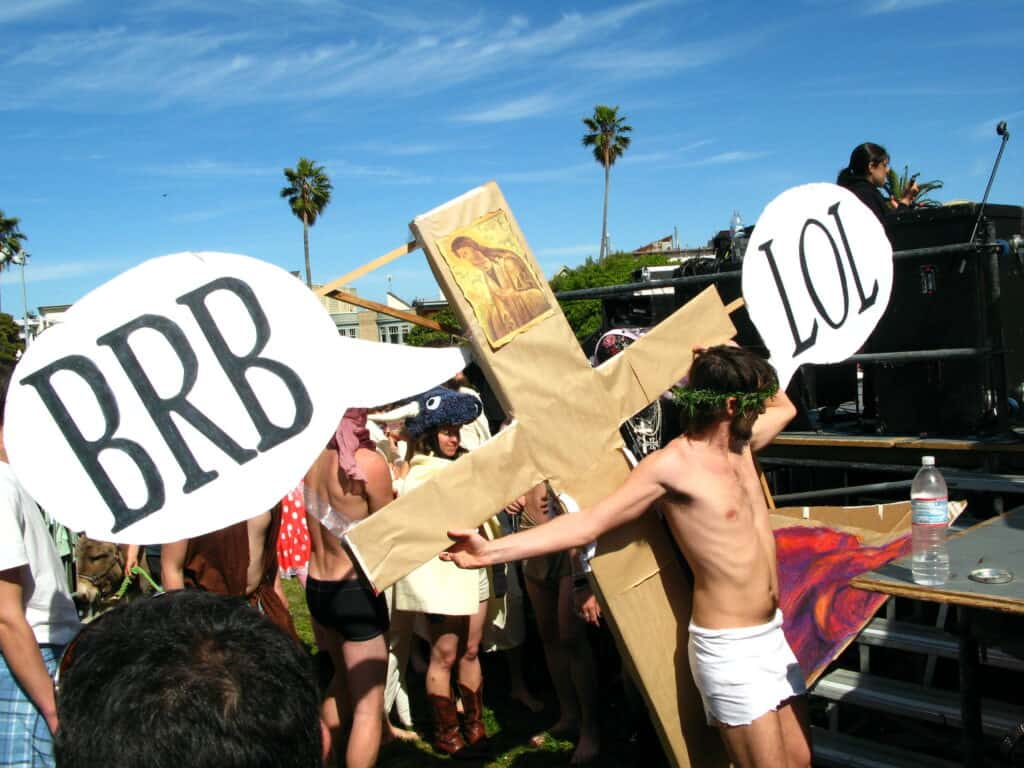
[1,0,1021,314]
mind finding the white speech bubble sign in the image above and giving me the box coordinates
[5,252,468,544]
[742,183,893,388]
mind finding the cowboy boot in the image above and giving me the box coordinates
[458,682,488,750]
[428,693,467,757]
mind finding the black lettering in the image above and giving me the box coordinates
[177,277,313,452]
[19,355,164,533]
[97,314,258,494]
[799,217,849,330]
[760,239,818,356]
[828,200,878,312]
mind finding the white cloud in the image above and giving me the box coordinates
[0,0,75,23]
[141,160,278,178]
[12,258,129,284]
[452,93,562,124]
[685,151,767,167]
[1,1,694,112]
[863,0,952,14]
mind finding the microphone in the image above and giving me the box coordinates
[997,121,1009,138]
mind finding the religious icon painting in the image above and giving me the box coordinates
[437,209,554,349]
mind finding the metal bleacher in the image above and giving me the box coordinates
[808,601,1024,767]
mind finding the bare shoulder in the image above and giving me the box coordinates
[637,439,697,489]
[355,446,389,479]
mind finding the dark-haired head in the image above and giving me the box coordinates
[837,142,889,189]
[677,345,778,442]
[55,590,323,768]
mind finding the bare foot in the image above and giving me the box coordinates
[528,719,579,748]
[569,729,600,765]
[510,688,544,713]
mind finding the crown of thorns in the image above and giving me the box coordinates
[670,382,778,418]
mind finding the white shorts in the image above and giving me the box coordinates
[687,609,806,727]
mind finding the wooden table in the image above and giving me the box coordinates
[852,506,1024,767]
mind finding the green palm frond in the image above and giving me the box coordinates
[280,157,333,226]
[581,105,632,168]
[885,165,944,208]
[0,210,27,270]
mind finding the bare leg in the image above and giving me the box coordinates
[341,633,387,768]
[506,644,544,712]
[313,621,349,761]
[558,575,600,765]
[457,599,488,691]
[716,701,811,768]
[525,576,579,742]
[777,696,812,768]
[427,616,464,698]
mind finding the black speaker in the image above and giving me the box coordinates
[869,203,1024,434]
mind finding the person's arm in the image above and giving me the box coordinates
[442,449,670,569]
[0,567,59,735]
[161,539,188,590]
[123,543,140,574]
[749,390,797,453]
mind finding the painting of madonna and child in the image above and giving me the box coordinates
[438,210,554,348]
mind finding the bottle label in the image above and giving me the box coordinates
[912,499,947,526]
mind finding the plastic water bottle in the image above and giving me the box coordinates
[911,456,949,585]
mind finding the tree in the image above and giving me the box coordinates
[0,210,27,315]
[0,312,23,361]
[550,250,672,342]
[406,306,464,348]
[582,105,632,259]
[280,158,333,288]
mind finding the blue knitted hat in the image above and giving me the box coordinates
[404,386,483,438]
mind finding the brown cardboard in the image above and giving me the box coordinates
[344,182,734,767]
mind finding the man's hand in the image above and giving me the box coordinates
[440,529,490,569]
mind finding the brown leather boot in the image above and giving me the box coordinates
[458,682,488,749]
[428,693,467,757]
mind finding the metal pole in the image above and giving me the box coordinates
[17,253,29,348]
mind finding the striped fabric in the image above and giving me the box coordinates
[0,645,61,767]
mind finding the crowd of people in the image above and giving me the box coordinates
[1,338,817,768]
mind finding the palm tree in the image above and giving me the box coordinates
[582,105,632,259]
[280,158,333,287]
[0,210,27,314]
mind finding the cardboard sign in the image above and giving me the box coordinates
[5,252,467,544]
[742,183,893,387]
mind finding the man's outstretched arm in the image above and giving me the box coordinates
[442,449,670,569]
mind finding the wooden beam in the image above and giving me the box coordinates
[725,296,745,314]
[315,241,420,298]
[326,289,448,333]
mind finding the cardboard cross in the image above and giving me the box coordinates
[345,182,734,767]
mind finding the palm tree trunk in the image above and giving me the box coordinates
[303,212,312,288]
[600,156,611,260]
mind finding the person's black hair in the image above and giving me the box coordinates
[55,590,321,768]
[0,359,14,426]
[836,142,889,188]
[680,345,778,439]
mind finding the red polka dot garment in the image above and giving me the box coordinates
[277,483,311,574]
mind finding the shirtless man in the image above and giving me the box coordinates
[442,344,811,768]
[162,508,296,639]
[303,408,394,768]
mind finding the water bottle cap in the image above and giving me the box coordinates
[921,455,935,466]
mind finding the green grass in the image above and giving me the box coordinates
[281,577,654,767]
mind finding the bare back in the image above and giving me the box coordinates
[659,437,779,629]
[305,447,391,582]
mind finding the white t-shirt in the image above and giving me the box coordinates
[0,462,80,646]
